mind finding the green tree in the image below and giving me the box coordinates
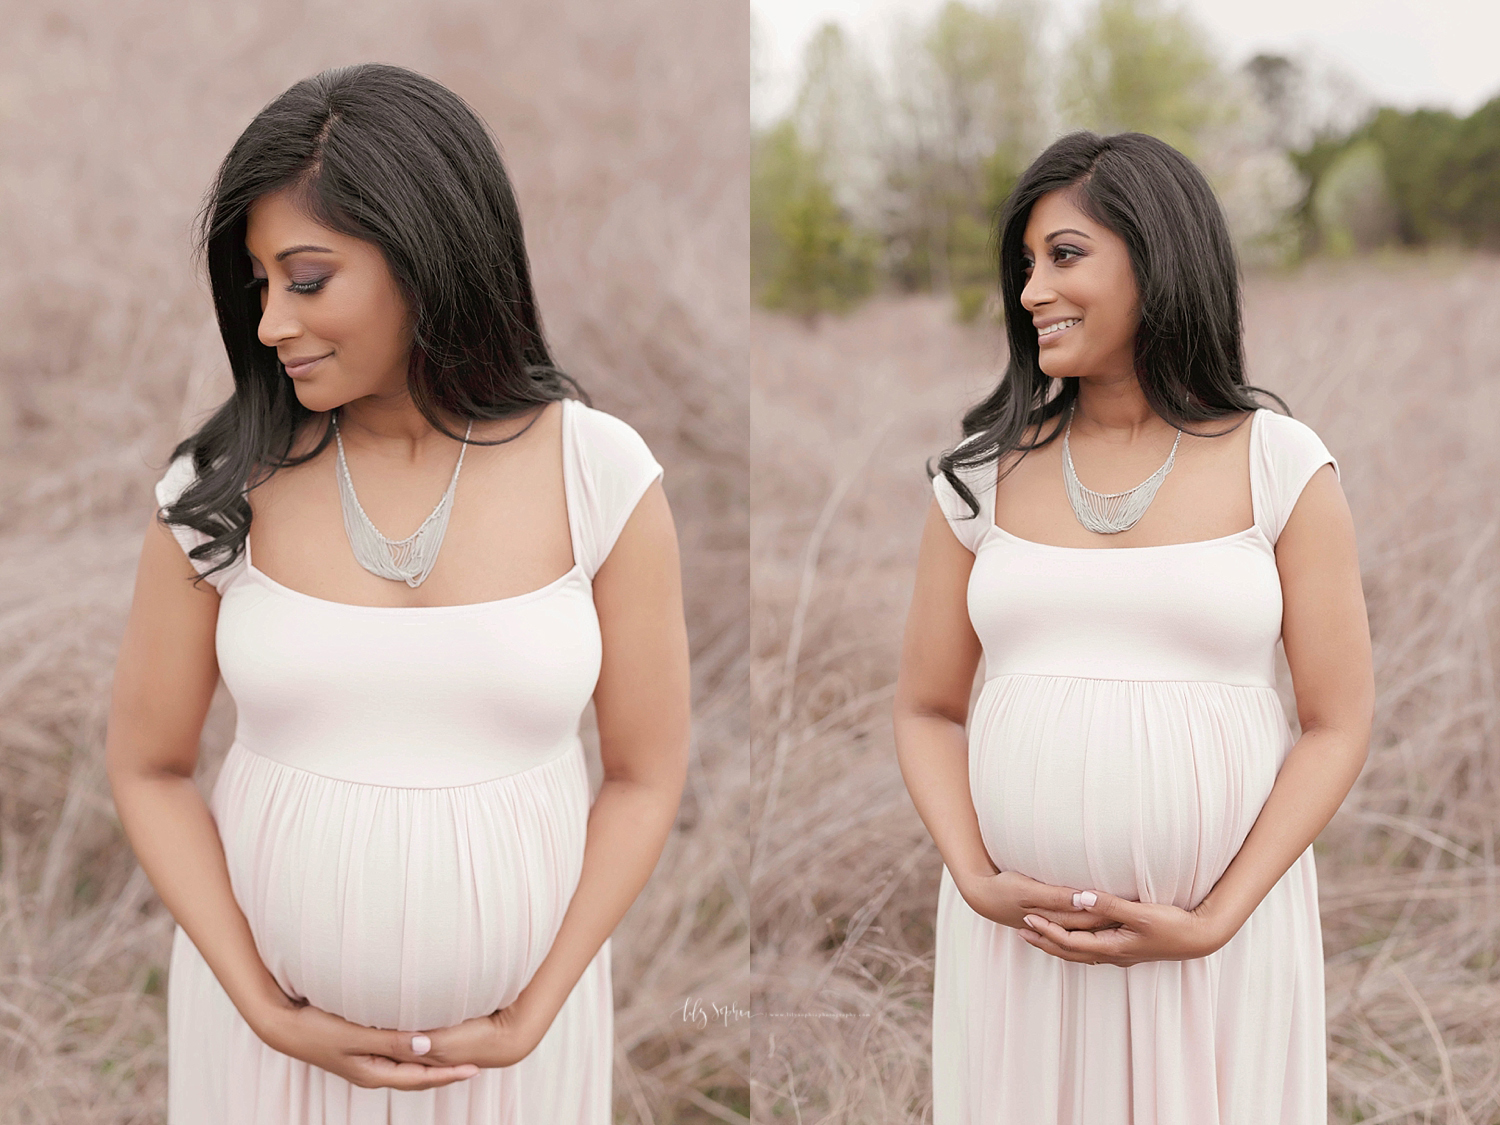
[1312,140,1396,255]
[1441,97,1500,247]
[924,0,1042,173]
[1363,107,1462,245]
[1292,95,1500,252]
[1061,0,1224,156]
[793,23,883,221]
[751,120,877,318]
[884,1,1042,317]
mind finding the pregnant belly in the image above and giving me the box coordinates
[212,742,588,1031]
[968,675,1290,909]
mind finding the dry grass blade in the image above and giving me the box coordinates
[754,428,889,884]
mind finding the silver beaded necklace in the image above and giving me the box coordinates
[332,411,473,588]
[1062,405,1181,534]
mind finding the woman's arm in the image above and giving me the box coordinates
[892,502,993,889]
[106,514,479,1088]
[415,480,691,1068]
[893,500,1106,932]
[1020,463,1375,963]
[1196,462,1374,932]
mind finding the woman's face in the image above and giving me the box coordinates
[1018,187,1139,382]
[244,188,414,413]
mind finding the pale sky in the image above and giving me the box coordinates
[753,0,1500,125]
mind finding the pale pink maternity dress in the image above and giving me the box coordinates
[930,408,1339,1125]
[155,399,661,1125]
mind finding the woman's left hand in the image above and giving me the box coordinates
[391,995,553,1071]
[1017,890,1230,967]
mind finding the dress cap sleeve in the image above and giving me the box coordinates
[154,453,245,593]
[1251,409,1340,546]
[931,444,996,554]
[564,400,664,580]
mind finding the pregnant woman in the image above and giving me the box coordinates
[104,65,689,1123]
[893,131,1374,1123]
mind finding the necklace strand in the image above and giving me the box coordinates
[1062,406,1181,534]
[333,412,473,587]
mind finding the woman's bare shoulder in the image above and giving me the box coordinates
[467,397,563,446]
[1190,408,1256,436]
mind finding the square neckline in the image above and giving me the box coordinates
[242,398,586,613]
[981,407,1269,553]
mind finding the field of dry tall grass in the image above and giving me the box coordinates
[0,1,747,1121]
[750,255,1500,1123]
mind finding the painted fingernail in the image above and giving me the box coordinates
[1071,892,1082,909]
[1079,891,1098,908]
[1022,914,1040,929]
[411,1034,431,1055]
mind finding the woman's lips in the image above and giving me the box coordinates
[281,353,330,378]
[1037,319,1080,347]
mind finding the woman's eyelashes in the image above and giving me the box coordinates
[1022,245,1084,274]
[243,274,329,295]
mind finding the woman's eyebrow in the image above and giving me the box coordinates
[1044,228,1092,243]
[274,244,335,261]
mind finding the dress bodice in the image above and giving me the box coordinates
[154,397,663,787]
[933,407,1340,687]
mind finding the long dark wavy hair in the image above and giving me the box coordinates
[160,62,584,583]
[935,130,1289,518]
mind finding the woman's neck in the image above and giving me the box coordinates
[334,393,467,460]
[1070,375,1163,441]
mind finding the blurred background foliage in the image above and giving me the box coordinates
[1295,100,1500,253]
[751,0,1500,321]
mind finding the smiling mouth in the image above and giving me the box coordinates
[281,353,331,377]
[1038,318,1081,339]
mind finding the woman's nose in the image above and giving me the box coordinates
[256,290,301,348]
[1020,273,1051,312]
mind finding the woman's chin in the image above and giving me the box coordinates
[289,384,345,414]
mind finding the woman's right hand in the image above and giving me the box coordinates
[253,998,480,1090]
[896,509,1119,942]
[957,869,1121,934]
